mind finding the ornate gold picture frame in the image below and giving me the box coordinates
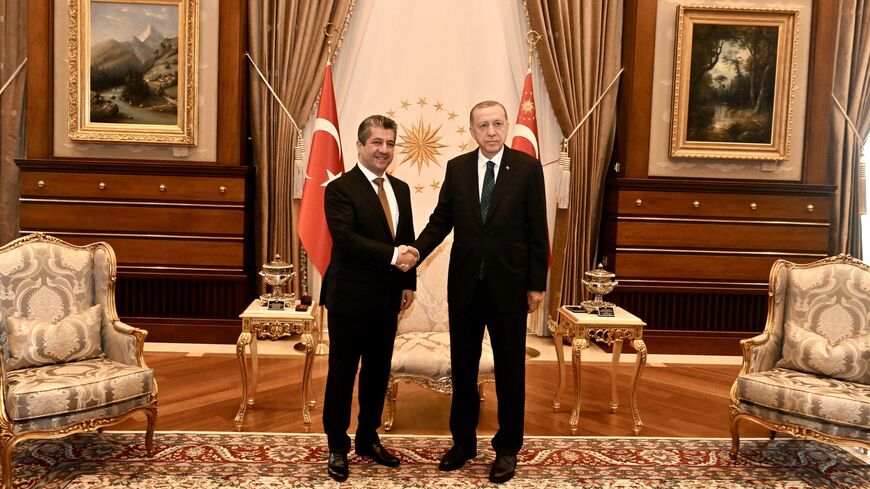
[670,6,798,161]
[68,0,199,145]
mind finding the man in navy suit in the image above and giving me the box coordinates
[412,101,549,483]
[321,115,418,482]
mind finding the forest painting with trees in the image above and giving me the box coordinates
[686,23,779,144]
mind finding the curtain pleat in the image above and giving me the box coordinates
[832,0,870,258]
[526,0,623,317]
[247,0,353,294]
[0,0,26,245]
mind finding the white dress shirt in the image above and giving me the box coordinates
[477,146,504,197]
[357,164,401,264]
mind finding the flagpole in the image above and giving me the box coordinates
[296,23,340,356]
[523,30,543,360]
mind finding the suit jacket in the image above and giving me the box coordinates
[321,165,416,316]
[414,146,548,313]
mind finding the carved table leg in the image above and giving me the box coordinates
[630,338,647,435]
[234,331,252,429]
[551,330,565,412]
[610,339,623,413]
[301,331,316,427]
[570,334,587,433]
[250,332,259,403]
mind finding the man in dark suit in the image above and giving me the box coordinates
[411,100,548,484]
[321,115,418,482]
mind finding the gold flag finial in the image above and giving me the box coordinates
[324,23,337,63]
[525,30,542,68]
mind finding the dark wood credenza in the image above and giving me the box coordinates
[16,159,254,343]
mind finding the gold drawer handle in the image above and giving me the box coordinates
[635,199,643,206]
[36,180,45,189]
[98,182,106,191]
[159,184,167,192]
[692,200,700,209]
[219,186,227,194]
[807,204,815,213]
[750,203,757,210]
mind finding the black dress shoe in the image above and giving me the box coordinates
[327,452,349,482]
[438,445,477,471]
[489,454,517,484]
[355,442,400,467]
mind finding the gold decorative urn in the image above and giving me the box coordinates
[259,254,296,305]
[580,263,618,313]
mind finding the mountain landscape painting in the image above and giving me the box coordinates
[89,2,180,125]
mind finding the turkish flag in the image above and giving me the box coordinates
[511,68,550,266]
[511,68,540,159]
[298,63,344,275]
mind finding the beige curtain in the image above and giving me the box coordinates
[0,0,26,246]
[526,1,623,316]
[248,0,353,294]
[831,0,870,258]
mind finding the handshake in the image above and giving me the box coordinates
[395,245,419,272]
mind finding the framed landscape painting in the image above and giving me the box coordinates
[68,0,199,145]
[670,6,798,160]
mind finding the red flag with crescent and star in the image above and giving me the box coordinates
[511,68,550,265]
[511,68,540,159]
[298,63,344,275]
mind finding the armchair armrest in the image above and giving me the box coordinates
[102,319,148,367]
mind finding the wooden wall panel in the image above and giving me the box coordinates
[608,1,840,354]
[25,1,52,159]
[611,220,829,252]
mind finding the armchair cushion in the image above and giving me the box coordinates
[5,357,154,421]
[775,265,870,385]
[4,304,104,371]
[391,331,494,379]
[735,367,870,429]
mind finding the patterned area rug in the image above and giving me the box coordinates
[12,432,868,488]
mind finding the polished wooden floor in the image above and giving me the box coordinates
[111,349,770,439]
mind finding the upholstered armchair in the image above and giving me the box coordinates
[384,236,495,431]
[0,233,157,488]
[730,255,870,456]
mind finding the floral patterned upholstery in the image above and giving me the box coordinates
[730,255,870,456]
[0,233,157,489]
[5,304,104,370]
[735,368,869,429]
[5,357,154,421]
[384,235,495,431]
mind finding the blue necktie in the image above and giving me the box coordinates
[480,160,495,221]
[479,160,495,279]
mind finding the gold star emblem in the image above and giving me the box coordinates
[430,180,441,190]
[396,117,448,174]
[447,111,458,121]
[386,108,397,118]
[416,97,428,108]
[400,100,411,109]
[521,99,535,114]
[414,183,424,193]
[456,126,466,136]
[434,101,444,111]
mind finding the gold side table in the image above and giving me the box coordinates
[235,299,321,430]
[550,305,647,434]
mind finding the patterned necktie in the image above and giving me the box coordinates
[373,177,395,239]
[479,161,495,279]
[480,160,495,221]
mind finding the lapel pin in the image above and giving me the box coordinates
[505,166,510,171]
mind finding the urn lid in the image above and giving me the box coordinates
[261,254,293,275]
[584,263,615,283]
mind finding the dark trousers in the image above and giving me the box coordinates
[448,279,527,455]
[322,310,398,453]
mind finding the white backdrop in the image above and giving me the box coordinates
[301,0,562,333]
